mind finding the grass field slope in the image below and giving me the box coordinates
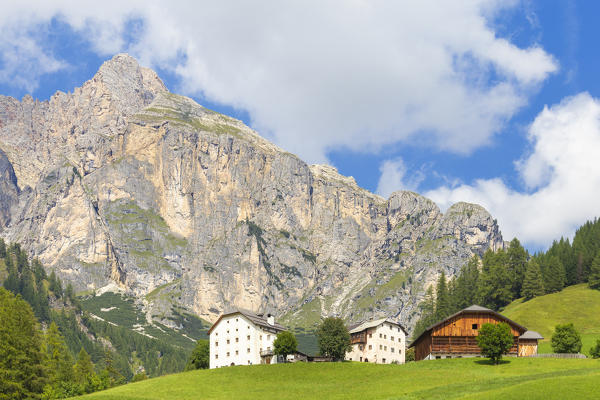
[78,358,600,400]
[503,284,600,355]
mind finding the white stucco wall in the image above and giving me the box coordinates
[346,322,406,364]
[209,314,278,369]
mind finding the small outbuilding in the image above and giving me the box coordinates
[409,305,543,361]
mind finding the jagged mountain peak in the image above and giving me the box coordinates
[0,54,505,332]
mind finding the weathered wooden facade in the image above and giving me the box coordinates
[409,305,543,361]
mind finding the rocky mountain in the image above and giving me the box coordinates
[0,54,504,332]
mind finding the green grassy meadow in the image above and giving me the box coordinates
[78,358,600,400]
[503,284,600,355]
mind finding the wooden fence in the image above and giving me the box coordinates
[529,353,587,359]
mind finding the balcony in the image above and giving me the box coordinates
[260,349,274,357]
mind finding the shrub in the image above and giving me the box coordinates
[589,339,600,359]
[273,331,298,361]
[476,322,514,364]
[551,323,582,353]
[316,317,351,361]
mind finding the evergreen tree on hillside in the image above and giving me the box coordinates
[572,218,600,282]
[548,238,577,285]
[588,251,600,290]
[0,238,6,258]
[434,271,450,320]
[412,286,437,339]
[541,255,566,293]
[48,270,63,298]
[478,249,512,310]
[0,287,47,398]
[507,238,529,298]
[44,322,75,388]
[522,260,545,300]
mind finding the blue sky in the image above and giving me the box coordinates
[1,1,599,250]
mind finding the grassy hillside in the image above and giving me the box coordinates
[503,284,600,355]
[78,358,600,400]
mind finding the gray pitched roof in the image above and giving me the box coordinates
[463,305,493,312]
[519,330,544,340]
[208,309,286,334]
[349,318,408,335]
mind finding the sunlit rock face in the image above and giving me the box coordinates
[0,54,504,332]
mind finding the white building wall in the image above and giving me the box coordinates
[346,322,406,364]
[209,314,279,369]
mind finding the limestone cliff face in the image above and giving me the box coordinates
[0,55,504,332]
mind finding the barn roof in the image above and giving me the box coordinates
[349,318,408,335]
[207,309,286,334]
[519,330,544,340]
[408,305,528,348]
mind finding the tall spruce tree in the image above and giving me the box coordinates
[522,260,545,300]
[435,271,450,320]
[0,287,47,399]
[588,251,600,290]
[44,322,75,387]
[541,255,566,293]
[478,249,512,310]
[507,238,528,298]
[0,238,6,258]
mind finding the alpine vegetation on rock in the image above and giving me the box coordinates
[0,54,504,333]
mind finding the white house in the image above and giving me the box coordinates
[208,309,286,369]
[345,318,407,364]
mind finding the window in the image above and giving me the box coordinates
[435,356,441,359]
[398,338,401,342]
[267,347,271,351]
[391,348,395,353]
[369,345,372,350]
[384,335,387,339]
[236,328,238,332]
[216,332,218,336]
[248,326,250,329]
[382,358,386,363]
[379,345,382,350]
[227,352,230,356]
[227,330,229,334]
[369,333,372,338]
[236,338,239,343]
[384,346,387,351]
[389,325,392,330]
[391,336,394,341]
[360,357,363,362]
[260,335,262,340]
[215,354,218,359]
[247,348,251,353]
[472,323,478,330]
[216,342,219,347]
[227,339,230,344]
[267,335,271,340]
[359,345,363,351]
[235,350,239,355]
[379,333,382,338]
[247,335,250,340]
[236,318,238,322]
[398,327,400,332]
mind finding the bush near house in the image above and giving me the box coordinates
[273,331,298,360]
[316,317,351,361]
[476,322,514,364]
[551,323,582,354]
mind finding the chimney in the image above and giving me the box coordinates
[267,313,274,326]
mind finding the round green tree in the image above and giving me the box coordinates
[316,317,351,361]
[185,340,210,370]
[273,331,298,361]
[590,339,600,359]
[551,323,582,353]
[476,322,514,364]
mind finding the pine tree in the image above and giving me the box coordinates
[478,249,512,310]
[522,260,545,300]
[542,255,566,293]
[44,322,75,387]
[588,251,600,290]
[49,270,63,298]
[0,287,47,398]
[507,238,528,298]
[0,238,6,258]
[3,255,19,294]
[435,271,450,320]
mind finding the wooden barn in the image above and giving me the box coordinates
[409,305,543,361]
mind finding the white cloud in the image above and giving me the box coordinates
[0,1,557,162]
[424,92,600,247]
[376,158,425,198]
